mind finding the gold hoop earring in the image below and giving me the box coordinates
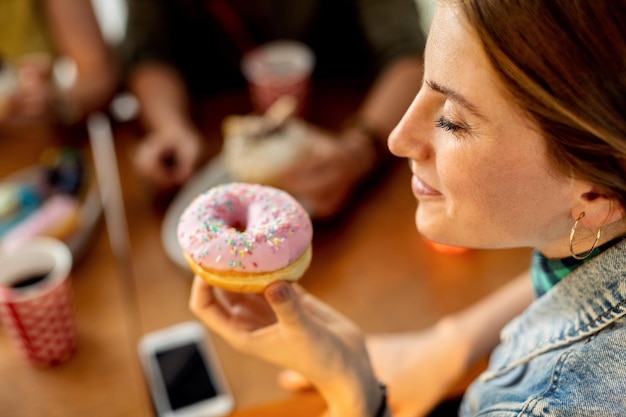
[569,212,602,260]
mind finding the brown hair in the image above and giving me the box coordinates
[453,0,626,208]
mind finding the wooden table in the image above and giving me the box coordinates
[0,89,532,417]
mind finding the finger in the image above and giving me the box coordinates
[190,276,271,349]
[189,275,236,325]
[230,303,275,330]
[278,163,321,189]
[134,144,175,186]
[189,275,219,312]
[214,291,274,330]
[308,195,348,220]
[264,281,307,327]
[282,166,348,196]
[155,146,188,184]
[218,289,275,316]
[172,163,194,184]
[277,369,314,392]
[167,148,195,184]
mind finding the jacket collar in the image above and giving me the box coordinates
[481,239,626,380]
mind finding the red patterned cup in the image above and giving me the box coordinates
[0,237,76,366]
[241,40,315,116]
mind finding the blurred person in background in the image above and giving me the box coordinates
[0,0,118,129]
[121,0,425,219]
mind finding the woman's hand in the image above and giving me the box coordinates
[366,323,470,417]
[280,320,470,417]
[189,276,382,417]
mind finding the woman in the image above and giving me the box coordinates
[190,0,626,416]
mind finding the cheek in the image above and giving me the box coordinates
[439,144,571,241]
[437,146,534,220]
[437,140,490,188]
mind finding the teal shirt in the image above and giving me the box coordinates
[531,237,625,297]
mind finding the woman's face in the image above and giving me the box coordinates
[389,3,582,256]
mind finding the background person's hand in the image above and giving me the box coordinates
[133,125,206,189]
[276,123,377,219]
[0,54,55,126]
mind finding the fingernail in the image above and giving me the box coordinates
[266,282,290,304]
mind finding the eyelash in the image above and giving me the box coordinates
[434,116,463,133]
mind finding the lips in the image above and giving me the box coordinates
[411,175,441,197]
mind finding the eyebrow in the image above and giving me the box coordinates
[425,79,486,120]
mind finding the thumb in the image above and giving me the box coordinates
[264,281,306,327]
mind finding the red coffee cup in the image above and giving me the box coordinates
[241,40,315,116]
[0,237,76,366]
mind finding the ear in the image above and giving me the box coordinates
[571,187,625,228]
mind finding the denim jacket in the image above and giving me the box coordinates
[461,239,626,416]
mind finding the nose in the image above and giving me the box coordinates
[388,91,431,161]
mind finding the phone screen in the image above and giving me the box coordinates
[155,343,218,410]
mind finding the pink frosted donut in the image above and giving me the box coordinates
[177,182,313,292]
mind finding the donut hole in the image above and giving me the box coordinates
[225,207,249,233]
[231,220,247,233]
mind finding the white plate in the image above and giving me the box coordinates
[161,154,235,270]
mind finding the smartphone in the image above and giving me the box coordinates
[138,321,235,417]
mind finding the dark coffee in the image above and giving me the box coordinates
[10,273,49,289]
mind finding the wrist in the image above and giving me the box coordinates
[340,116,391,178]
[434,315,474,377]
[341,116,386,170]
[373,382,389,417]
[343,116,389,155]
[340,128,377,178]
[322,375,383,417]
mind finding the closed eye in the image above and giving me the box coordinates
[435,116,463,132]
